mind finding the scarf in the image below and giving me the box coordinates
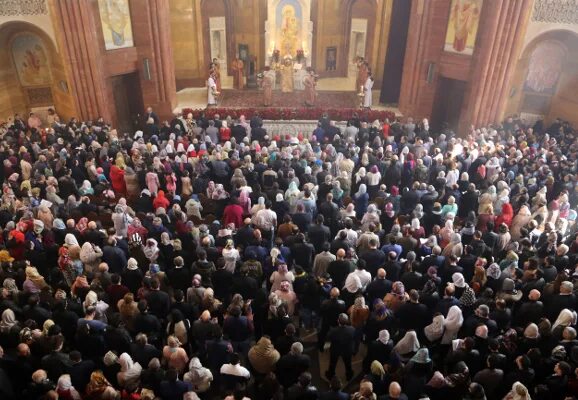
[444,306,464,331]
[394,330,420,355]
[425,314,445,342]
[0,309,16,333]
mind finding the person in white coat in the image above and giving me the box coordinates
[207,73,218,106]
[364,73,374,108]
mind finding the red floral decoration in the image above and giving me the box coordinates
[182,107,396,122]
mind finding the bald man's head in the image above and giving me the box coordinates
[389,382,401,397]
[336,249,346,259]
[17,343,30,356]
[200,310,211,321]
[529,289,541,301]
[377,268,386,279]
[330,287,340,298]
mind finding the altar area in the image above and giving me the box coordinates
[174,0,400,116]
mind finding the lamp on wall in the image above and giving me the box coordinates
[426,62,436,84]
[143,58,151,81]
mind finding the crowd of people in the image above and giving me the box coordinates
[0,108,576,400]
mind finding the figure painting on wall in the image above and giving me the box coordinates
[444,0,482,55]
[279,4,300,57]
[232,57,245,90]
[98,0,134,50]
[11,33,51,87]
[525,41,566,94]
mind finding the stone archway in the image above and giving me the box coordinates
[0,20,71,120]
[505,29,578,126]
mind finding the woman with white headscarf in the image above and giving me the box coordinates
[56,374,82,400]
[360,203,380,232]
[117,352,142,391]
[504,381,531,400]
[184,357,213,393]
[222,239,240,273]
[143,238,159,263]
[552,308,576,334]
[425,314,445,343]
[394,330,420,358]
[285,181,301,214]
[250,196,266,217]
[84,290,109,323]
[0,308,17,334]
[441,305,463,344]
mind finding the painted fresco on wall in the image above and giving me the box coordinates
[11,33,51,87]
[276,0,302,57]
[524,41,566,94]
[444,0,483,55]
[98,0,134,50]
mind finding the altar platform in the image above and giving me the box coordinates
[175,75,401,116]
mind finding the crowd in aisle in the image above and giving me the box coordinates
[0,109,576,400]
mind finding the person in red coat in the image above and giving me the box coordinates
[153,190,170,212]
[109,164,127,196]
[495,203,514,229]
[223,198,244,228]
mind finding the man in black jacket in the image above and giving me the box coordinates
[366,268,393,306]
[318,287,346,352]
[145,278,171,320]
[395,290,431,336]
[325,313,355,381]
[514,289,544,327]
[308,215,331,254]
[276,342,311,388]
[360,239,386,278]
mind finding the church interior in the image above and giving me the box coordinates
[1,0,577,133]
[2,1,578,399]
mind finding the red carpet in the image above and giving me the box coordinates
[217,89,359,108]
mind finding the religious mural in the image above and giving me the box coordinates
[98,0,134,50]
[11,33,51,87]
[524,41,566,94]
[444,0,483,55]
[277,0,302,57]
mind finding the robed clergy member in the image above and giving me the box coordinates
[232,57,244,89]
[262,67,274,107]
[207,72,218,106]
[280,58,294,93]
[303,68,317,107]
[363,72,374,109]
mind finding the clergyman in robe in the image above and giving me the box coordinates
[232,58,244,89]
[303,69,317,107]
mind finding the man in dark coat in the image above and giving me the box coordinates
[325,313,355,381]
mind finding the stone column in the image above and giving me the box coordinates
[131,0,177,119]
[49,0,111,121]
[462,0,533,130]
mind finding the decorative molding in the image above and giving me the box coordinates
[532,0,578,24]
[0,0,48,16]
